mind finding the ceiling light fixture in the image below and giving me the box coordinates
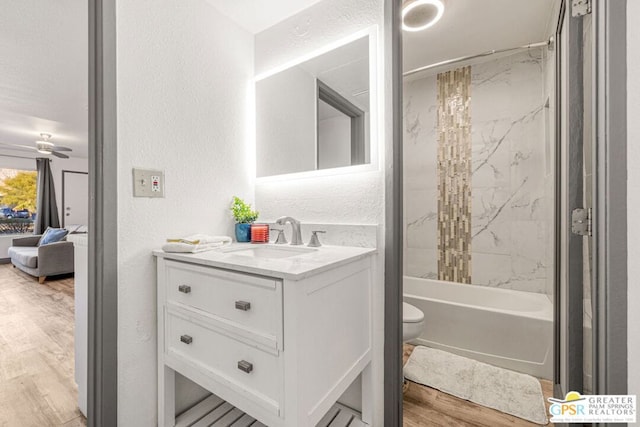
[402,0,445,32]
[36,133,54,154]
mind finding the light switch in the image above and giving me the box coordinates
[133,168,164,198]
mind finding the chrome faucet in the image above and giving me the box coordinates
[275,216,303,245]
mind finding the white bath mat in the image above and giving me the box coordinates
[404,346,548,425]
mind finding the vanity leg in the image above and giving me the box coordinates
[158,365,175,427]
[361,363,373,425]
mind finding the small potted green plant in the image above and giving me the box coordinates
[230,196,259,242]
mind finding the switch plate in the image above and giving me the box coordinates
[133,168,164,198]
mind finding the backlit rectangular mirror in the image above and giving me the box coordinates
[255,34,371,178]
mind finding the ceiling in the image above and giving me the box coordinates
[206,0,326,34]
[0,0,88,159]
[403,0,557,73]
[0,0,556,161]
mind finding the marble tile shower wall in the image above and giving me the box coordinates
[404,48,552,294]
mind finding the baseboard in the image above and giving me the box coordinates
[0,258,11,264]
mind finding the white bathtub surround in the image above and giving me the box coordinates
[404,48,553,294]
[404,346,548,425]
[404,276,553,379]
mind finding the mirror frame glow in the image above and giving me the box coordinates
[254,26,379,182]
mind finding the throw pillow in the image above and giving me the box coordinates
[38,227,69,246]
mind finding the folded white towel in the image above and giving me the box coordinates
[166,234,232,245]
[162,235,232,253]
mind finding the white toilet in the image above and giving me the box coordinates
[403,302,425,342]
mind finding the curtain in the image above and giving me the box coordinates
[34,158,60,234]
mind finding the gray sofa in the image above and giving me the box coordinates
[8,235,74,284]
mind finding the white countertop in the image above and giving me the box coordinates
[153,243,376,280]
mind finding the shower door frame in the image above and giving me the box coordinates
[554,0,628,406]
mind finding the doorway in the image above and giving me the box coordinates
[390,0,629,425]
[62,171,89,229]
[0,1,89,425]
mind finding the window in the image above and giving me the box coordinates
[0,168,37,234]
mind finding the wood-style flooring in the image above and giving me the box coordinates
[403,344,554,427]
[0,264,85,426]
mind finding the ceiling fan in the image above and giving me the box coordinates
[0,133,72,159]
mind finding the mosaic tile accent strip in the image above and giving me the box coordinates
[437,66,472,284]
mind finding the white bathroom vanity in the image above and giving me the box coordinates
[154,244,375,427]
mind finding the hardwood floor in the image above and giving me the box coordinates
[403,345,554,427]
[0,264,85,426]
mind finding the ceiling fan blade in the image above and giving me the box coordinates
[0,143,38,152]
[53,146,72,152]
[52,151,70,159]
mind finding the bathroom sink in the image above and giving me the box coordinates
[221,245,317,259]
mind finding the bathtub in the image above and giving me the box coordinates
[404,276,553,380]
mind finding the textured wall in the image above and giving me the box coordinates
[627,0,640,397]
[116,1,254,424]
[254,0,386,422]
[404,49,551,293]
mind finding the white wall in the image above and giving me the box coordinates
[627,0,639,397]
[254,0,386,423]
[116,1,254,424]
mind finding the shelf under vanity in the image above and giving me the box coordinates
[175,394,365,427]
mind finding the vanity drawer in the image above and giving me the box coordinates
[164,260,282,342]
[166,309,281,414]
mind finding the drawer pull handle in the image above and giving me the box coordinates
[235,301,251,311]
[180,335,193,345]
[237,360,253,374]
[178,285,191,294]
